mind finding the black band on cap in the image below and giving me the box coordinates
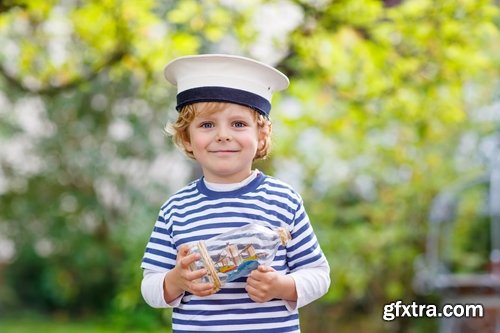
[176,86,271,117]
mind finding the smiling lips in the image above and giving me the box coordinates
[210,149,240,154]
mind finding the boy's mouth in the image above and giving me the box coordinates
[210,150,239,153]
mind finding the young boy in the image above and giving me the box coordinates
[141,54,330,332]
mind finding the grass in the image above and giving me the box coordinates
[0,315,165,333]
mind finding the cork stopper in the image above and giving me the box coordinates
[277,227,291,246]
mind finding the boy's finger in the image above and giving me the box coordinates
[258,265,274,272]
[181,252,201,267]
[186,268,208,281]
[177,245,191,257]
[190,282,215,294]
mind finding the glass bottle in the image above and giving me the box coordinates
[189,223,291,292]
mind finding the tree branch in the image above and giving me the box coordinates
[0,48,128,96]
[0,1,131,96]
[0,0,25,13]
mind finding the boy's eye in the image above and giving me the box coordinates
[200,122,214,128]
[233,121,246,128]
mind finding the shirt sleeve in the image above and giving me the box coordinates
[285,260,330,310]
[141,210,178,271]
[140,209,180,308]
[284,199,331,311]
[141,269,184,308]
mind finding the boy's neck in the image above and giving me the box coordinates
[203,170,259,191]
[202,168,255,184]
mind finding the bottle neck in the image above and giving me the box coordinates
[277,227,291,246]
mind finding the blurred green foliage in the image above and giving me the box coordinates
[0,312,164,332]
[0,0,499,332]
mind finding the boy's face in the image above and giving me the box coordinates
[185,103,265,183]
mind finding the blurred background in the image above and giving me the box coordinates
[0,0,499,332]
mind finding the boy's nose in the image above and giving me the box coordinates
[216,134,232,142]
[216,128,232,142]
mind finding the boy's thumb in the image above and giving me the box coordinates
[258,265,273,272]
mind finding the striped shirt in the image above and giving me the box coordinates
[141,172,329,332]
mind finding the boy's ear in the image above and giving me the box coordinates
[258,122,271,149]
[183,139,193,152]
[260,122,271,141]
[258,136,266,150]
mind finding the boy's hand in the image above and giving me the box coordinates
[163,245,215,302]
[245,265,297,303]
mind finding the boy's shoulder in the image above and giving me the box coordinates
[160,178,200,211]
[174,178,199,195]
[260,174,302,201]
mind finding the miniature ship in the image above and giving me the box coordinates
[213,243,262,281]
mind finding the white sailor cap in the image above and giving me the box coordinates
[164,54,289,117]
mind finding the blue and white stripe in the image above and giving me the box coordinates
[141,172,327,332]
